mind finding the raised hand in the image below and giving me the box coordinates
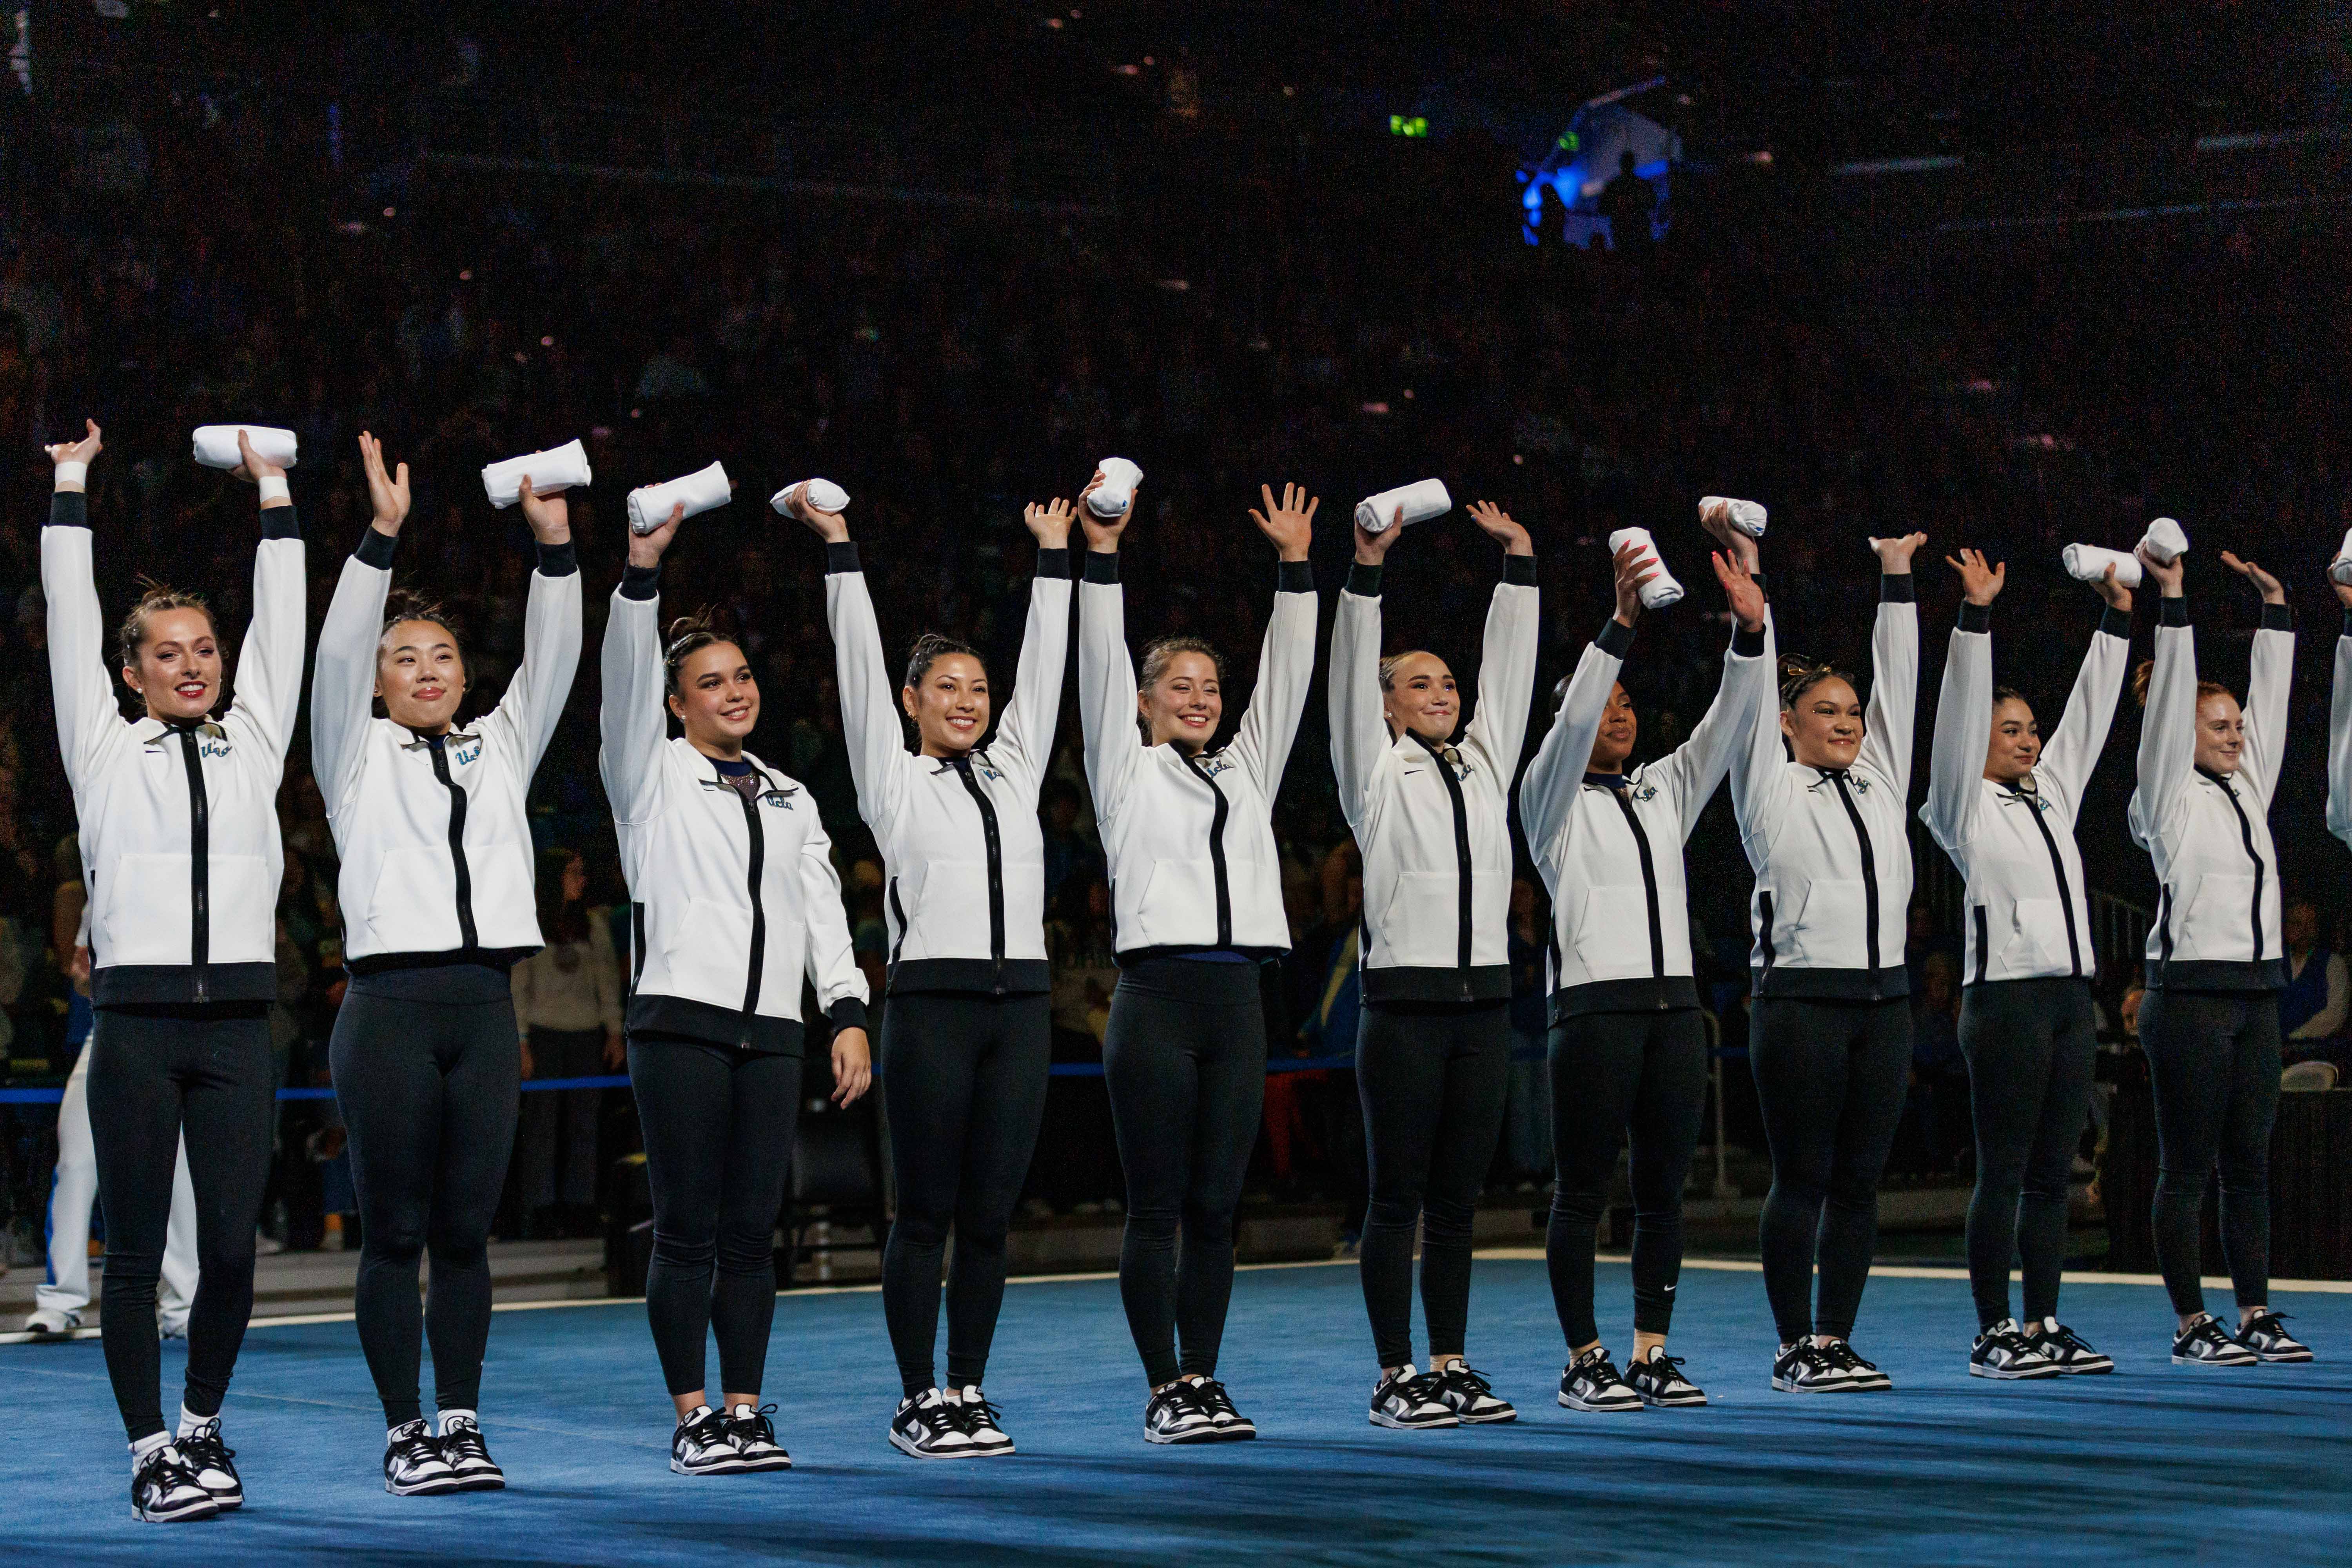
[1466,499,1532,556]
[1078,468,1130,554]
[1711,549,1765,633]
[46,419,102,490]
[1869,531,1929,573]
[786,481,849,544]
[1249,481,1317,563]
[517,472,570,545]
[1612,539,1658,628]
[1024,496,1076,550]
[2091,560,2134,615]
[1354,503,1405,566]
[2137,543,2184,598]
[628,502,685,570]
[2220,550,2285,606]
[232,428,286,486]
[1945,547,2005,607]
[1697,496,1759,573]
[358,430,411,533]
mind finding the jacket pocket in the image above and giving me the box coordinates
[1571,885,1653,976]
[659,896,755,1009]
[102,853,192,965]
[1998,896,2067,975]
[207,853,277,964]
[1134,858,1216,948]
[2177,872,2255,959]
[365,846,459,953]
[1781,878,1866,967]
[1371,870,1461,966]
[906,858,992,956]
[465,839,539,947]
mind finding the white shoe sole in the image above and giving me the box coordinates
[1636,1389,1708,1408]
[672,1455,755,1474]
[1369,1409,1459,1430]
[1452,1406,1519,1424]
[2251,1348,2314,1363]
[1969,1361,2061,1381]
[383,1474,468,1496]
[1770,1376,1866,1393]
[1557,1392,1643,1412]
[889,1428,983,1459]
[132,1497,220,1523]
[1142,1424,1223,1445]
[2045,1359,2114,1375]
[732,1452,795,1470]
[1205,1423,1257,1441]
[2171,1354,2259,1366]
[451,1471,505,1490]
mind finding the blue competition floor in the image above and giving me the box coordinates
[4,1257,2348,1565]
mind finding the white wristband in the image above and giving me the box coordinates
[257,475,291,505]
[54,460,87,488]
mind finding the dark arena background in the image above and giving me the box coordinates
[2,2,2350,1562]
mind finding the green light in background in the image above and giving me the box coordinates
[1558,131,1579,152]
[1389,114,1429,138]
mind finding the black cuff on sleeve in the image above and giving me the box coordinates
[1502,554,1537,587]
[1346,563,1385,597]
[1956,601,1991,634]
[1732,623,1766,657]
[354,526,398,569]
[1751,571,1769,602]
[1879,574,1917,603]
[1595,617,1636,659]
[49,490,89,530]
[535,539,579,578]
[825,540,861,574]
[1034,546,1070,579]
[620,563,662,601]
[826,997,870,1033]
[2260,602,2295,633]
[2098,605,2132,640]
[259,504,301,541]
[2159,597,2189,628]
[1277,559,1314,593]
[1083,550,1122,585]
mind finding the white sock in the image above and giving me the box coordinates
[437,1407,477,1437]
[130,1430,172,1472]
[176,1405,212,1440]
[942,1387,964,1404]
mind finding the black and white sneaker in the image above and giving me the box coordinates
[437,1414,505,1490]
[1190,1379,1256,1441]
[1369,1365,1459,1429]
[1817,1339,1893,1391]
[947,1388,1015,1457]
[2027,1319,2114,1376]
[1432,1362,1517,1423]
[20,1306,82,1339]
[1969,1319,2062,1381]
[1142,1383,1220,1445]
[2237,1310,2314,1363]
[723,1402,793,1470]
[131,1445,220,1523]
[892,1389,980,1458]
[1772,1341,1859,1393]
[382,1421,465,1496]
[672,1406,749,1474]
[1558,1347,1643,1412]
[176,1418,243,1508]
[1625,1348,1708,1407]
[2171,1315,2259,1367]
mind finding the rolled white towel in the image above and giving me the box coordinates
[2138,515,2189,564]
[1697,495,1767,537]
[192,425,298,471]
[1087,457,1143,519]
[481,439,592,508]
[2331,529,2352,587]
[628,461,732,536]
[1356,478,1452,534]
[2062,543,2143,589]
[1608,527,1686,609]
[769,478,851,517]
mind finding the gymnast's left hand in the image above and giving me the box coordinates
[831,1026,873,1105]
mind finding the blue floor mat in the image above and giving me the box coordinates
[4,1258,2348,1564]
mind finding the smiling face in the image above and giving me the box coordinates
[1780,675,1864,770]
[2194,689,2245,776]
[1588,681,1638,772]
[1984,696,2041,784]
[1141,650,1223,751]
[668,641,759,751]
[902,652,991,757]
[376,619,467,732]
[1381,652,1459,744]
[122,606,223,723]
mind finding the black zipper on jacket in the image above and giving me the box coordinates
[888,878,908,967]
[424,735,479,951]
[1973,905,1991,985]
[1828,771,1883,997]
[1604,782,1667,994]
[2008,782,2082,977]
[629,902,647,995]
[1180,750,1234,948]
[2205,768,2268,962]
[176,727,211,1004]
[1413,734,1476,996]
[732,770,769,1044]
[949,754,1009,991]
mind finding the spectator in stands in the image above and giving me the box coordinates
[2279,897,2348,1069]
[510,847,623,1240]
[1907,953,1970,1178]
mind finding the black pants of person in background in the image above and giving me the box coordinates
[2135,987,2282,1316]
[1545,1007,1710,1352]
[880,992,1051,1397]
[515,1026,606,1223]
[628,1035,801,1397]
[1748,995,1911,1345]
[1958,977,2097,1329]
[87,1006,274,1442]
[1102,958,1267,1388]
[1355,999,1511,1370]
[330,974,521,1426]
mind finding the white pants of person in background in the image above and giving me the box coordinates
[33,1042,200,1333]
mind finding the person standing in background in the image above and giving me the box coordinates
[510,847,623,1240]
[2278,898,2347,1069]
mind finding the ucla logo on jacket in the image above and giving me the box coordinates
[1192,754,1236,779]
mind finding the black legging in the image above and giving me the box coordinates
[628,1035,800,1397]
[1102,958,1267,1388]
[880,992,1051,1397]
[330,977,521,1426]
[1958,978,2097,1328]
[1356,1000,1510,1369]
[2136,987,2282,1316]
[1748,995,1911,1345]
[86,1006,274,1442]
[1545,1006,1710,1350]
